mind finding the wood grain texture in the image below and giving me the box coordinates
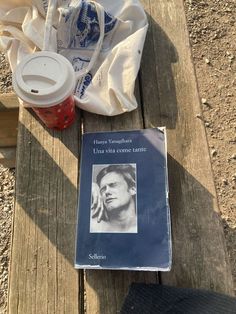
[8,106,80,313]
[0,147,16,168]
[0,110,18,147]
[0,93,19,110]
[141,0,234,294]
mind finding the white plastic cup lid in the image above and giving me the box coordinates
[12,51,75,107]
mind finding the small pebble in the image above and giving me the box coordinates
[196,114,203,120]
[222,179,228,185]
[201,98,207,104]
[205,58,210,64]
[211,149,217,157]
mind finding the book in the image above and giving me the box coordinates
[75,128,171,271]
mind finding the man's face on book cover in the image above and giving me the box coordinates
[99,172,136,212]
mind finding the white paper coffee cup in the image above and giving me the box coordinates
[12,51,75,108]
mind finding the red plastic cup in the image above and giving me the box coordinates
[12,51,76,130]
[32,95,75,130]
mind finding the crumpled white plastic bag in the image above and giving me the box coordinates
[0,0,148,116]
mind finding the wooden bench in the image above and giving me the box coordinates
[8,1,234,313]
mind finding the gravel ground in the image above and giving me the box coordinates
[184,0,236,292]
[0,166,14,314]
[0,53,13,94]
[0,1,236,312]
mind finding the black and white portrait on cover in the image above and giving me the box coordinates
[90,164,137,233]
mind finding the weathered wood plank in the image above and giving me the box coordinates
[8,107,80,313]
[85,270,157,314]
[0,93,19,110]
[0,110,18,147]
[141,0,234,294]
[82,87,158,314]
[0,147,16,168]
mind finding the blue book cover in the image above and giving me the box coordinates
[75,128,172,271]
